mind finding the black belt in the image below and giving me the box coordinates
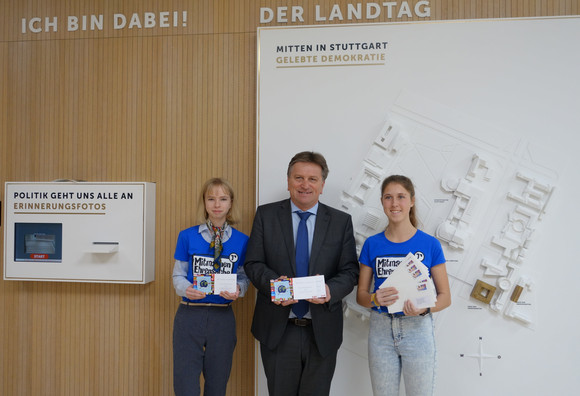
[380,311,405,318]
[180,301,230,307]
[288,318,312,326]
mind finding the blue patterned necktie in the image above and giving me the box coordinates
[292,211,312,318]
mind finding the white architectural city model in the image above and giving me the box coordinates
[340,92,558,331]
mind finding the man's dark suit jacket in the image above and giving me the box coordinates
[245,198,359,358]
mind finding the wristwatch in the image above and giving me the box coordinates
[419,307,431,316]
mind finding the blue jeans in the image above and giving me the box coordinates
[368,310,436,396]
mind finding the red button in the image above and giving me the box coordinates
[30,254,49,259]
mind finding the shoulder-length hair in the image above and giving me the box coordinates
[196,177,240,225]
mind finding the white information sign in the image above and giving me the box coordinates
[3,182,156,284]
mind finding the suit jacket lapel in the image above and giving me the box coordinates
[310,203,330,274]
[278,199,297,276]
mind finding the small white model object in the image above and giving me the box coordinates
[340,116,406,250]
[436,154,491,250]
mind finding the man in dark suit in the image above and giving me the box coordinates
[245,151,359,395]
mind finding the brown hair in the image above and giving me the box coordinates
[197,177,240,225]
[287,151,329,180]
[381,175,418,228]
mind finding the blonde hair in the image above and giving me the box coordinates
[196,178,240,225]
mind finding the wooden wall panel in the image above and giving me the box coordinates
[0,0,578,395]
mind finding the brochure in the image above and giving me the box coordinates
[193,273,238,294]
[270,275,326,301]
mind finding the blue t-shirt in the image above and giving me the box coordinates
[174,225,248,304]
[359,229,445,313]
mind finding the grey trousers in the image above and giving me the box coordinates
[173,304,236,396]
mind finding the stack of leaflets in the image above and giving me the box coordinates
[379,252,437,313]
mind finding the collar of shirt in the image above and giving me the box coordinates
[290,201,319,216]
[198,222,232,244]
